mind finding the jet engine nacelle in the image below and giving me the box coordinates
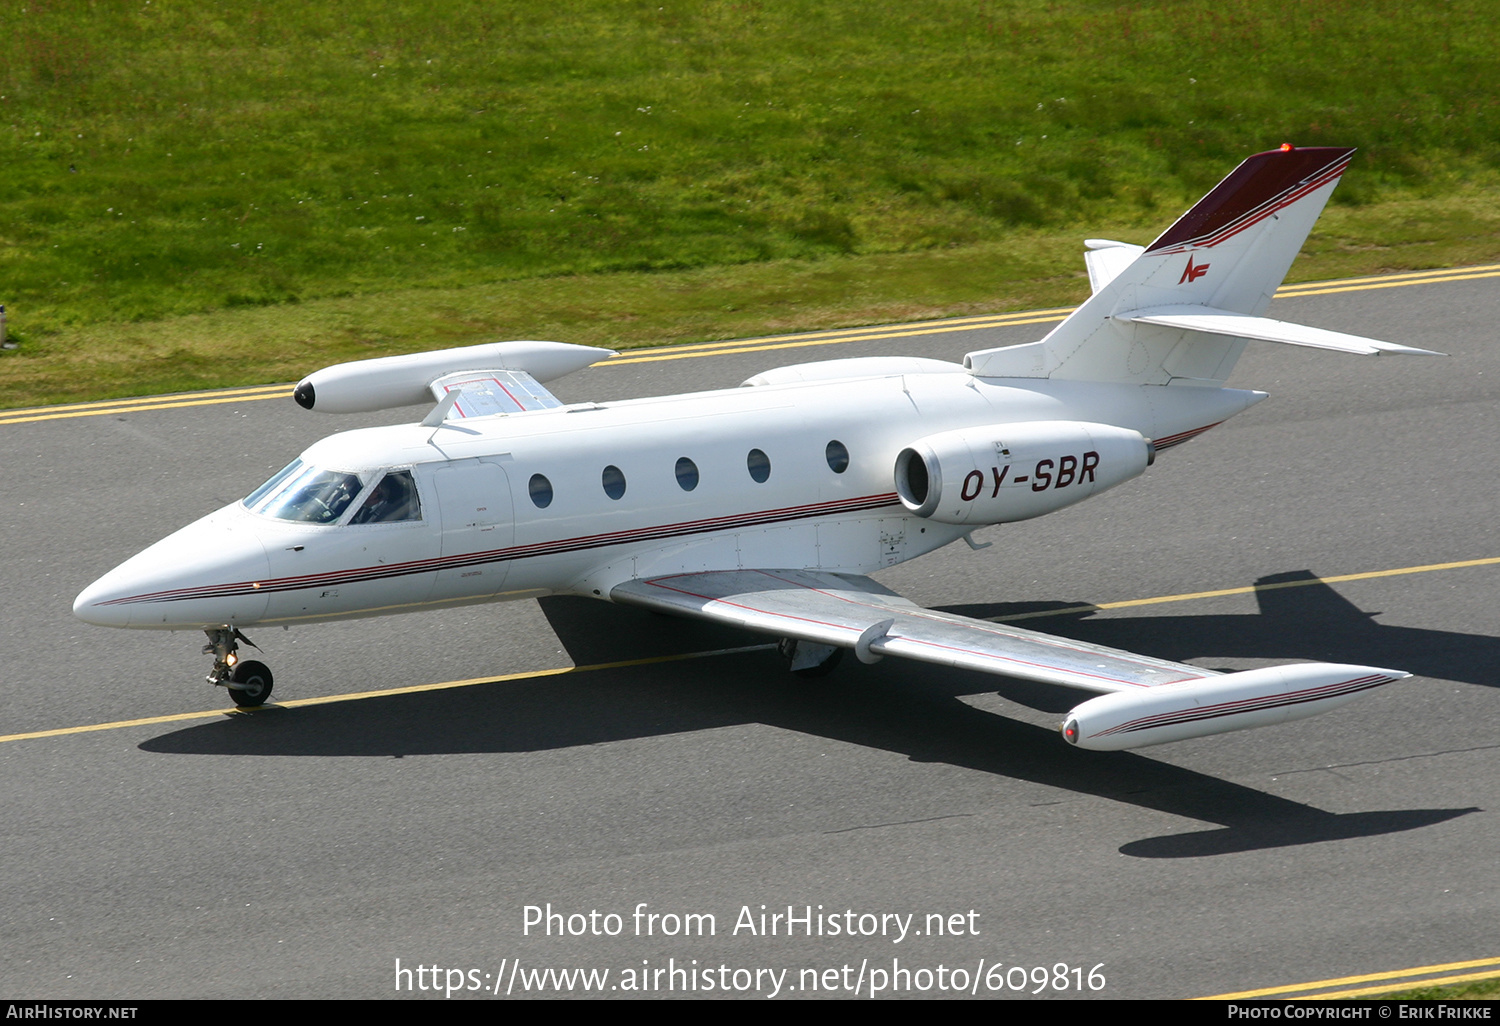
[893,420,1152,526]
[1061,663,1408,751]
[292,340,614,414]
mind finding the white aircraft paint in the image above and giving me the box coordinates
[75,146,1433,748]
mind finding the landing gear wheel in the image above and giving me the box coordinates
[204,626,268,703]
[228,660,274,706]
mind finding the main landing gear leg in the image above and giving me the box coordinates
[204,626,274,707]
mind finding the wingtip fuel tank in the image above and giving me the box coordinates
[293,340,615,414]
[1061,663,1410,751]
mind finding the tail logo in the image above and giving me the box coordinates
[1178,255,1211,284]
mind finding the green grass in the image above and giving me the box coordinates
[5,187,1500,409]
[2,1,1499,406]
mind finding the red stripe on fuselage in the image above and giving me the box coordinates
[103,492,902,606]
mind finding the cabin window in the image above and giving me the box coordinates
[529,473,554,509]
[675,457,699,491]
[825,440,850,474]
[746,448,771,483]
[350,470,422,524]
[602,465,627,500]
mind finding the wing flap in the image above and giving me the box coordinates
[611,569,1217,694]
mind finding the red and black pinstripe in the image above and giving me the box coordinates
[1085,672,1399,740]
[1146,146,1355,256]
[99,492,902,607]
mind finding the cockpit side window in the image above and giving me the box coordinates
[350,470,422,525]
[245,463,364,523]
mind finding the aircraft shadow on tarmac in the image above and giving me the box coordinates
[141,571,1483,857]
[944,569,1500,697]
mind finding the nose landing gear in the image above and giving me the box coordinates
[204,626,274,706]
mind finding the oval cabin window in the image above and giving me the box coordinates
[602,465,627,500]
[528,474,554,509]
[746,448,771,483]
[825,440,850,474]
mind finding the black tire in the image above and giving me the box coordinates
[229,660,274,706]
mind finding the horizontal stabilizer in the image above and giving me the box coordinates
[962,146,1424,384]
[1119,306,1445,356]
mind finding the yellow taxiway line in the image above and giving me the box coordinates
[0,383,290,426]
[1275,262,1500,299]
[0,643,776,745]
[11,556,1498,1000]
[989,555,1500,623]
[1197,954,1500,1000]
[603,308,1070,365]
[3,263,1495,427]
[5,553,1495,747]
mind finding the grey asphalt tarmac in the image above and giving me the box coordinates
[1,272,1496,999]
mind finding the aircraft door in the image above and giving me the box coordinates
[430,458,516,601]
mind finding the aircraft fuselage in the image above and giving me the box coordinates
[72,368,1260,632]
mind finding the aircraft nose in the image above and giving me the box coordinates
[73,573,135,627]
[72,508,272,629]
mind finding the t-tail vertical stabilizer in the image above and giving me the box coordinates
[965,146,1441,384]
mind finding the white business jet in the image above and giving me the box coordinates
[74,145,1440,750]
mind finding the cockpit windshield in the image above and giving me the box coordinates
[243,460,366,523]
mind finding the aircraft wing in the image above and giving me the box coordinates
[610,568,1217,694]
[428,369,564,418]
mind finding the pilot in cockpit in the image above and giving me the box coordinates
[350,470,421,525]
